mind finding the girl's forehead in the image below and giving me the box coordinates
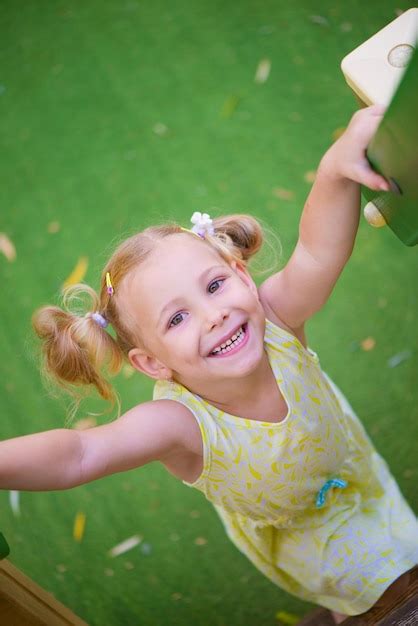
[146,235,227,276]
[124,235,229,300]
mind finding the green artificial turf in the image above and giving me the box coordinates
[1,2,417,625]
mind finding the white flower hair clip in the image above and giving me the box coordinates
[190,211,215,238]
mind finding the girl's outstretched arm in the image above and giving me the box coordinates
[259,105,389,330]
[0,400,198,491]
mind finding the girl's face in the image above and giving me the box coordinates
[125,234,266,389]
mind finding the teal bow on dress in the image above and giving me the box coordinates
[315,478,348,508]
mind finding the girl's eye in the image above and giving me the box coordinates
[208,278,224,294]
[169,312,186,327]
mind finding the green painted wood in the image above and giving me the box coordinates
[364,45,418,246]
[0,533,10,560]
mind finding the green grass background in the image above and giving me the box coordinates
[1,2,417,625]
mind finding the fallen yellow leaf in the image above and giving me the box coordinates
[275,610,300,624]
[63,256,88,288]
[73,512,86,542]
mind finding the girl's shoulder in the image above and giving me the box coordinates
[150,398,203,457]
[262,303,308,349]
[150,399,204,483]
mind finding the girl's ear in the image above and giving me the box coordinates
[128,348,173,381]
[231,260,258,296]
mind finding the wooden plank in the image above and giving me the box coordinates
[0,597,44,626]
[0,560,88,626]
[297,607,335,625]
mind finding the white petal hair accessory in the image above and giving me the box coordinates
[190,211,215,238]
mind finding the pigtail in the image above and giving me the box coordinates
[206,213,281,276]
[32,284,124,417]
[212,214,263,262]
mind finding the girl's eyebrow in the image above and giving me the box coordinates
[157,264,227,328]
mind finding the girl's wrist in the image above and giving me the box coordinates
[318,149,352,185]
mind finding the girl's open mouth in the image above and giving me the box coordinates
[208,323,249,358]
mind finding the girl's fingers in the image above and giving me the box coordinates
[367,103,387,116]
[354,161,390,191]
[363,173,390,192]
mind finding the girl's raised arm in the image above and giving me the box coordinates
[259,106,389,332]
[0,400,197,491]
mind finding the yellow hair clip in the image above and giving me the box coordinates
[106,272,114,296]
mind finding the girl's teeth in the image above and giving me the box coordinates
[211,326,245,355]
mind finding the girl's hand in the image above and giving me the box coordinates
[321,105,391,192]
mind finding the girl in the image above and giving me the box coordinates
[1,105,417,625]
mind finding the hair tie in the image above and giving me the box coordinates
[88,312,109,329]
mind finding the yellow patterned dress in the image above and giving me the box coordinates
[153,319,418,615]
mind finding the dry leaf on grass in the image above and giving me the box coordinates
[304,170,316,184]
[153,123,169,137]
[309,15,329,26]
[273,188,295,201]
[221,95,241,118]
[73,512,86,542]
[361,337,376,351]
[109,535,143,557]
[47,221,60,234]
[255,58,271,83]
[171,593,183,601]
[0,233,16,261]
[275,610,300,624]
[194,536,207,545]
[9,491,20,517]
[63,256,88,288]
[332,127,346,141]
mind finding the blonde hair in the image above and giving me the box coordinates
[32,214,275,417]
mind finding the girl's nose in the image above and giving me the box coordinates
[206,307,229,330]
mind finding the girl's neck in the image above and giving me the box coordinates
[185,349,275,418]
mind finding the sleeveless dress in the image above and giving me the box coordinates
[153,319,418,615]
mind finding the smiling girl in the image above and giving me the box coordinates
[1,106,417,624]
